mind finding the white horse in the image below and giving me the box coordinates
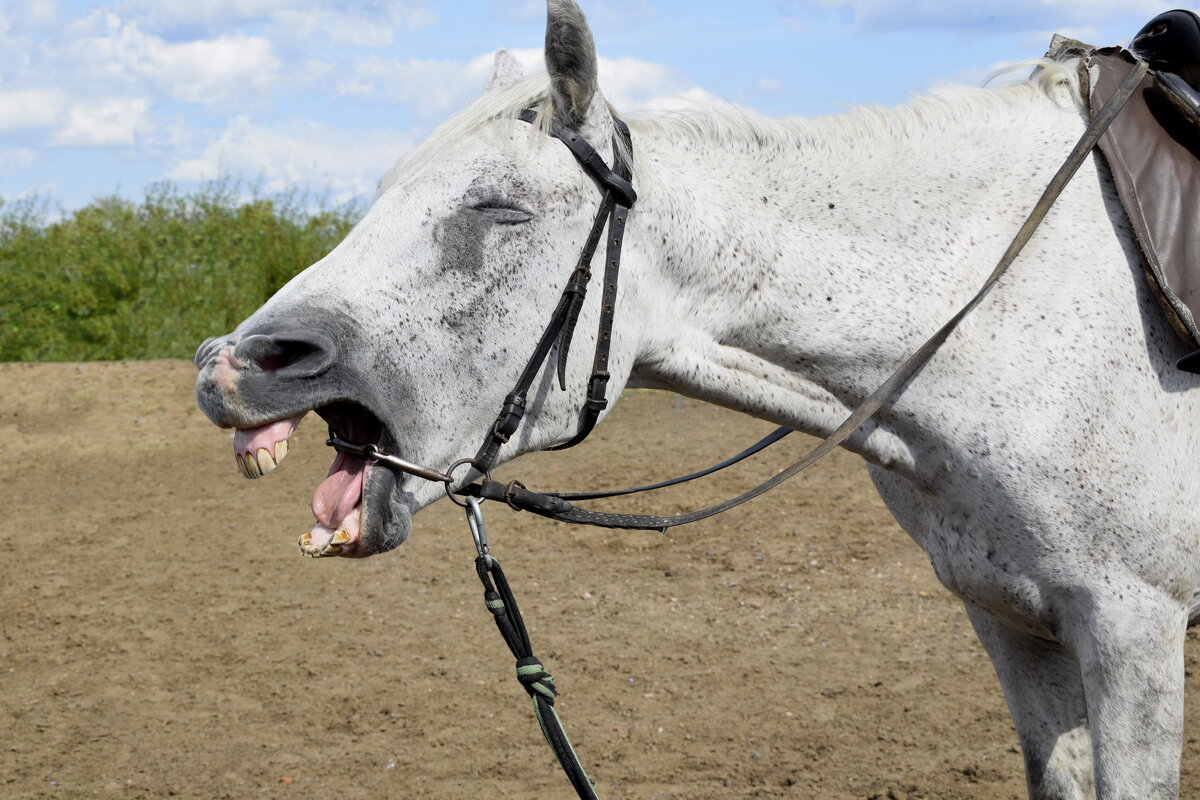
[193,2,1200,797]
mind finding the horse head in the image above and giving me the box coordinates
[193,0,647,558]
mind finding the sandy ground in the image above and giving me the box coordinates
[4,359,1200,799]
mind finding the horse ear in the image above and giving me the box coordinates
[544,0,599,127]
[485,48,524,92]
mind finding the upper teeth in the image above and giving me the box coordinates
[238,439,288,479]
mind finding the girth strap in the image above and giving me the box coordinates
[463,58,1151,531]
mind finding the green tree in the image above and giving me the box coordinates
[0,182,361,361]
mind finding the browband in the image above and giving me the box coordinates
[517,108,637,207]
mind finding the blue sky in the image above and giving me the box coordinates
[0,0,1173,210]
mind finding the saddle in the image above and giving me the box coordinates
[1049,10,1200,373]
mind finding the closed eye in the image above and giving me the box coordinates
[471,201,534,225]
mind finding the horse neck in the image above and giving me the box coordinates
[624,84,1089,466]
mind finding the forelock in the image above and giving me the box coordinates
[376,73,556,199]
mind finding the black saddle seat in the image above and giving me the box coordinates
[1131,9,1200,91]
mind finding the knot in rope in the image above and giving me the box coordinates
[516,656,557,703]
[484,590,505,616]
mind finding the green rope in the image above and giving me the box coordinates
[533,699,597,795]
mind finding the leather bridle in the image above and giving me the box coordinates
[328,104,644,496]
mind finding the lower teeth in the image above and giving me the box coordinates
[296,530,349,557]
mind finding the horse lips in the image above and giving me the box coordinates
[232,414,304,479]
[230,411,370,558]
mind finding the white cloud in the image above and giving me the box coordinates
[0,3,724,206]
[345,48,536,120]
[154,34,280,106]
[54,98,150,147]
[0,88,69,133]
[595,55,721,111]
[70,15,281,110]
[4,0,59,32]
[109,0,292,31]
[273,5,438,47]
[167,116,415,203]
[108,0,437,46]
[787,0,1172,33]
[347,46,719,123]
[351,56,491,120]
[0,147,40,177]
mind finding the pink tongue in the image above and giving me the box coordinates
[233,413,304,457]
[312,452,367,529]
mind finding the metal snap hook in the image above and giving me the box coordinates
[465,497,492,565]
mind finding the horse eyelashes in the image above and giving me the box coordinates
[472,205,534,225]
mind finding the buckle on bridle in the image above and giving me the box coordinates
[584,371,610,411]
[490,393,527,444]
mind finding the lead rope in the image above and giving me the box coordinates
[465,498,600,799]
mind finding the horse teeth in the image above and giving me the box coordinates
[256,448,276,475]
[275,439,288,463]
[236,453,253,479]
[330,529,352,545]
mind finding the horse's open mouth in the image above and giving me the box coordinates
[232,401,386,558]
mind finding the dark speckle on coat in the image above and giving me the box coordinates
[434,207,494,276]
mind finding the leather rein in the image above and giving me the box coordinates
[329,59,1149,533]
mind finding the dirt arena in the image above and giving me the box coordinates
[5,360,1200,799]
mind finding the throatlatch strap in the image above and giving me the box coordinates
[547,126,634,451]
[464,59,1151,531]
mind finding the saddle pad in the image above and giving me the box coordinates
[1086,46,1200,347]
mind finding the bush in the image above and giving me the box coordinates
[0,181,362,361]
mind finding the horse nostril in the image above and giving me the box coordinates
[233,331,336,375]
[234,335,289,371]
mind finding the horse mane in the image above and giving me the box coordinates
[624,58,1083,159]
[376,73,554,197]
[376,58,1084,199]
